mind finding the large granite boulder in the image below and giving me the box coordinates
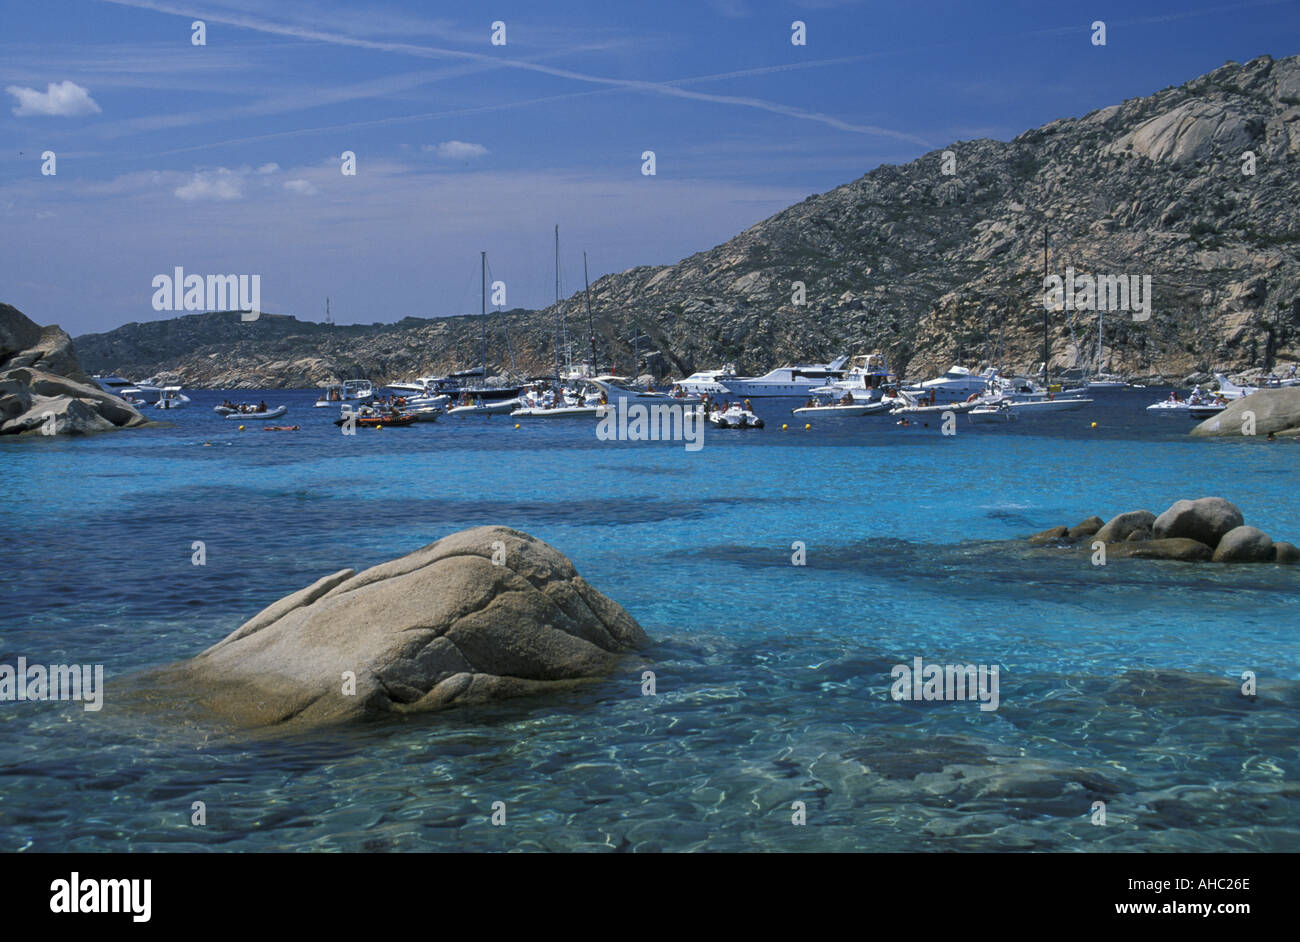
[1212,525,1274,563]
[1152,497,1243,546]
[1094,510,1156,544]
[0,304,149,436]
[1190,388,1300,437]
[146,527,648,730]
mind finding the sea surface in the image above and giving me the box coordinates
[1,388,1297,852]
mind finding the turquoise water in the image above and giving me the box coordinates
[1,389,1297,851]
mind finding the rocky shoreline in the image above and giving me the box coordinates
[1,303,151,436]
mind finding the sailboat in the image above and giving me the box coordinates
[513,227,604,419]
[1086,298,1129,390]
[446,252,524,416]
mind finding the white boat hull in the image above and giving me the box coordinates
[792,402,890,417]
[223,406,287,420]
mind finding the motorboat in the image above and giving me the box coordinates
[708,403,764,429]
[792,399,892,417]
[445,397,520,416]
[968,401,1018,423]
[809,353,896,401]
[1002,396,1091,414]
[586,375,701,406]
[154,386,190,409]
[902,365,998,400]
[677,366,736,396]
[719,355,850,398]
[1188,396,1233,419]
[992,375,1089,402]
[314,380,374,407]
[512,381,603,418]
[1086,374,1129,390]
[95,375,162,402]
[335,408,416,428]
[222,404,288,420]
[1146,387,1220,414]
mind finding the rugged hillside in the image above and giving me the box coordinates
[75,54,1300,388]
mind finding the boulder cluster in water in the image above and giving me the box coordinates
[1028,496,1300,564]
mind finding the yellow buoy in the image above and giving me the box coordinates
[805,423,811,430]
[515,423,521,429]
[781,423,788,430]
[238,425,244,431]
[1090,422,1098,428]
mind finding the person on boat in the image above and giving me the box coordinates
[840,393,854,406]
[258,400,267,413]
[744,398,753,412]
[804,397,816,409]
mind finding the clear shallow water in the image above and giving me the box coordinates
[1,389,1297,851]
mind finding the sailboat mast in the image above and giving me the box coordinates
[1042,228,1050,387]
[480,250,487,380]
[583,252,597,374]
[554,226,561,383]
[1096,300,1104,377]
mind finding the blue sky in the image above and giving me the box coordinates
[2,0,1297,336]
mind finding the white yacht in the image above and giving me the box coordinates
[719,355,850,398]
[677,366,735,396]
[903,365,998,401]
[94,374,162,402]
[809,353,895,401]
[314,379,374,407]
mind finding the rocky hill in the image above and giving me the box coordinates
[73,54,1300,388]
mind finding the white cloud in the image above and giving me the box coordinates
[174,168,244,201]
[283,178,318,195]
[256,162,280,174]
[6,80,102,117]
[424,140,489,160]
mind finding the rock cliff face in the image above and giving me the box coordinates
[0,303,148,436]
[75,55,1300,388]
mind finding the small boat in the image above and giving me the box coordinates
[891,398,982,416]
[314,380,374,407]
[1188,399,1232,419]
[334,410,416,428]
[1004,397,1092,414]
[154,386,190,409]
[968,401,1018,423]
[223,405,288,420]
[791,399,892,417]
[1147,387,1220,414]
[407,407,441,422]
[446,398,520,416]
[708,404,764,429]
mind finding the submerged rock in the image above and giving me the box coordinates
[1027,525,1069,544]
[146,527,647,730]
[1066,516,1104,539]
[1107,538,1214,562]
